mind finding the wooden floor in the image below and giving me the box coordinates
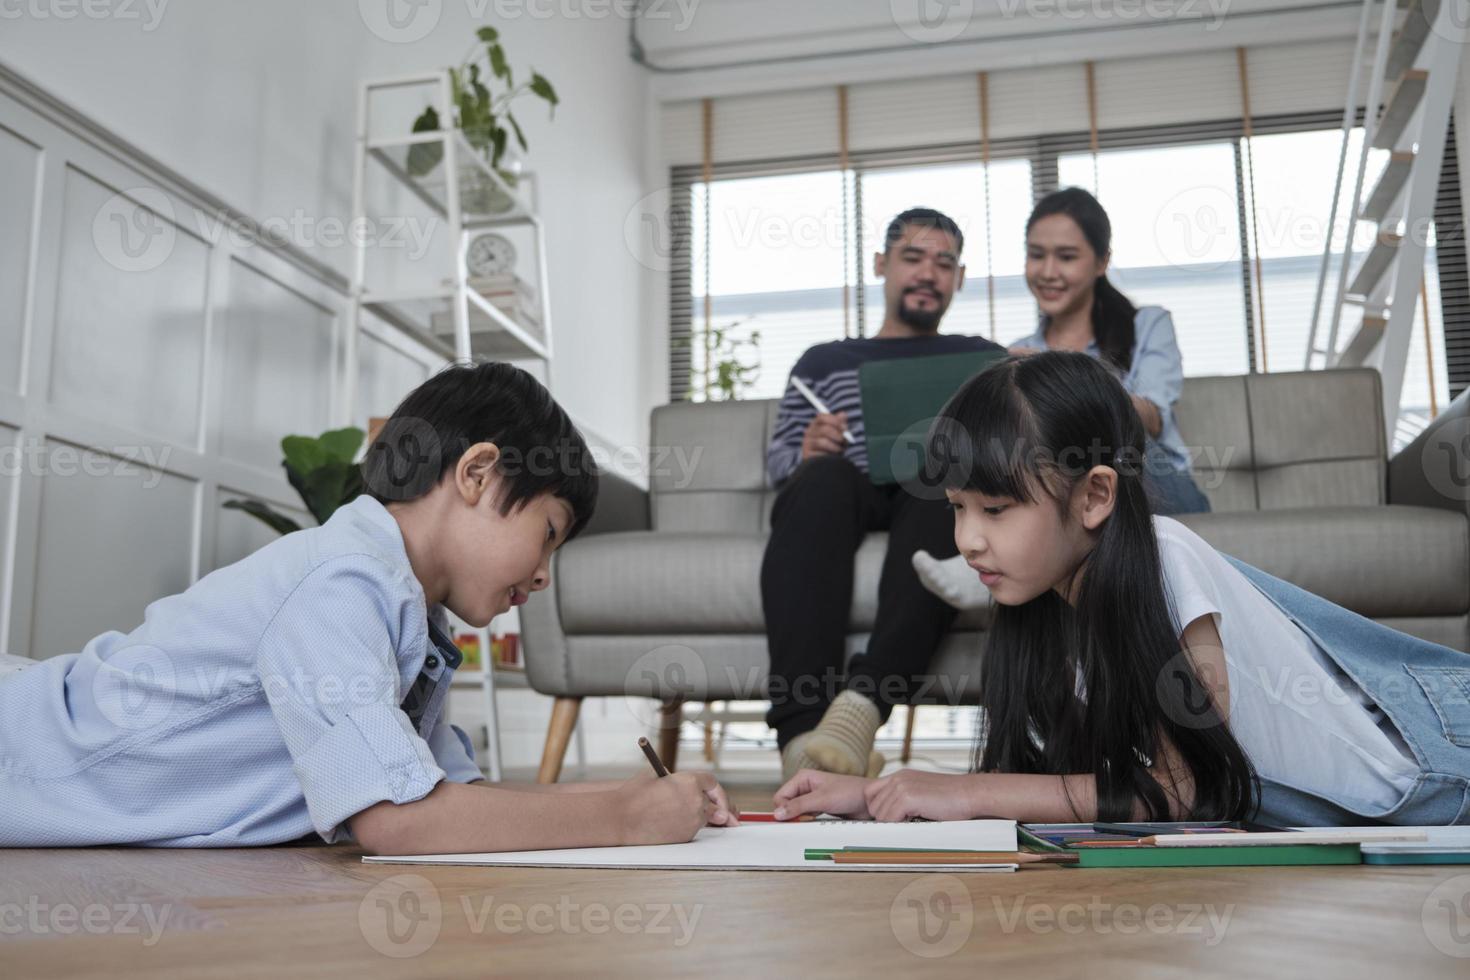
[5,785,1470,978]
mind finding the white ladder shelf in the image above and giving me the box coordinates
[1305,0,1459,432]
[343,71,558,782]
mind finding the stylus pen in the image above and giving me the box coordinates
[789,376,856,445]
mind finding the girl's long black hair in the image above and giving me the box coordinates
[1029,188,1139,373]
[927,351,1256,821]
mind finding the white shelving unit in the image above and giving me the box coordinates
[345,71,556,782]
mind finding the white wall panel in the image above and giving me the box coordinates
[0,422,16,655]
[29,438,195,659]
[0,125,37,396]
[211,485,310,575]
[216,259,335,472]
[49,167,209,446]
[356,328,433,423]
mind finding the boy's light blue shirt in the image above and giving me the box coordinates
[1012,305,1191,472]
[0,496,482,848]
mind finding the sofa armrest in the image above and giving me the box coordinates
[1388,385,1470,520]
[580,469,651,537]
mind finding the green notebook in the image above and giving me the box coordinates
[859,349,1008,485]
[1072,844,1362,868]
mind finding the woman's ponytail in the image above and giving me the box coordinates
[1092,273,1138,373]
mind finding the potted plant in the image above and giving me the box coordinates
[679,318,762,402]
[224,428,366,534]
[405,26,559,214]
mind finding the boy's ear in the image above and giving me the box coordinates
[1075,464,1117,531]
[873,250,887,280]
[455,442,502,504]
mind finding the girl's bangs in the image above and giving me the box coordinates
[926,364,1047,504]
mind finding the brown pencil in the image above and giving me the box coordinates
[637,736,670,777]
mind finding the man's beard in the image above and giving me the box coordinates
[896,291,946,332]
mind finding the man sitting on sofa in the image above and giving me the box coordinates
[763,207,1004,779]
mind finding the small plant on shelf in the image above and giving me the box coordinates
[405,24,559,212]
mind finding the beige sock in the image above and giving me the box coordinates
[780,731,819,782]
[802,691,884,777]
[782,730,885,782]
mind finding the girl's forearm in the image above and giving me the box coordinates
[959,772,1103,822]
[963,769,1190,822]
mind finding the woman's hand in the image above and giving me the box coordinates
[863,770,980,822]
[615,771,739,846]
[773,769,872,820]
[1130,394,1163,438]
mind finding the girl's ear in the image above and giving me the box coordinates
[1097,248,1111,280]
[1075,464,1118,531]
[455,441,502,505]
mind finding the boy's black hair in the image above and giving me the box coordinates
[362,361,598,541]
[884,207,964,256]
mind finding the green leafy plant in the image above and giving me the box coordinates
[406,25,559,186]
[223,428,366,535]
[678,319,762,402]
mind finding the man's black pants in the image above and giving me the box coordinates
[761,454,961,748]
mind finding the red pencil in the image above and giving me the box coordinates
[739,812,815,822]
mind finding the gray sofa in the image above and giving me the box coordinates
[521,367,1470,780]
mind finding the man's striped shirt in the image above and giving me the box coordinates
[766,333,1006,487]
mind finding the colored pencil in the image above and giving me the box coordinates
[637,737,670,777]
[827,851,1076,865]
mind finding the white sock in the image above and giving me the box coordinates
[912,550,990,611]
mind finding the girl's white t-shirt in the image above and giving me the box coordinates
[1153,516,1419,814]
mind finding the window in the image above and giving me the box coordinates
[1060,141,1250,376]
[689,170,851,402]
[674,116,1463,443]
[685,157,1035,402]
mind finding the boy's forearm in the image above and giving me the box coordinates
[490,779,625,794]
[352,781,628,855]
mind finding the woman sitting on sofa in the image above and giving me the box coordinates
[916,186,1210,608]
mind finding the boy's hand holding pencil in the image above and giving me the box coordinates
[616,738,738,846]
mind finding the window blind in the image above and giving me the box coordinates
[660,39,1372,168]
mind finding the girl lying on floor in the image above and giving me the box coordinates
[774,351,1470,827]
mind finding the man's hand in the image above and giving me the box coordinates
[801,412,849,459]
[614,771,738,846]
[773,769,872,820]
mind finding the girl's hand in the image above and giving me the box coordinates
[863,770,978,822]
[615,771,738,846]
[773,769,872,820]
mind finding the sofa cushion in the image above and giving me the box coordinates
[557,632,987,701]
[1176,505,1469,618]
[555,531,992,635]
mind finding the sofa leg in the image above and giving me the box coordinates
[537,697,582,784]
[658,699,683,773]
[901,704,917,764]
